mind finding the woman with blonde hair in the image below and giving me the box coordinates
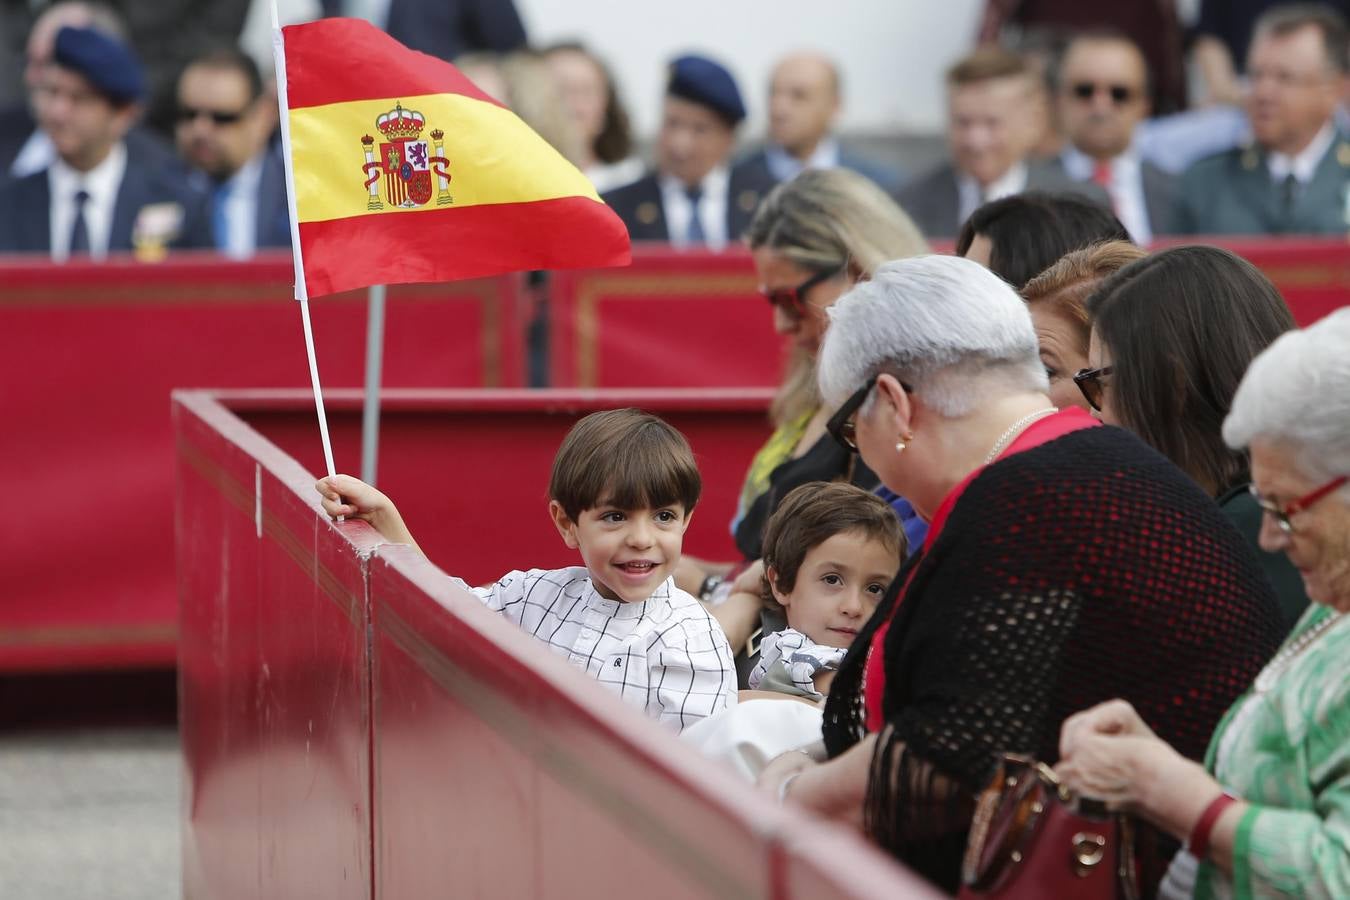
[680,168,928,657]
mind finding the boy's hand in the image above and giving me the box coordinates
[314,475,420,551]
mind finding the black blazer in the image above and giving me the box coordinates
[602,156,779,244]
[0,145,213,255]
[384,0,527,61]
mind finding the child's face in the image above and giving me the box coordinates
[769,530,897,647]
[550,500,692,603]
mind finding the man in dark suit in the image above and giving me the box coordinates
[1055,32,1176,243]
[0,27,210,259]
[737,51,903,195]
[174,47,290,256]
[898,48,1107,238]
[383,0,527,63]
[1174,5,1350,235]
[603,55,777,249]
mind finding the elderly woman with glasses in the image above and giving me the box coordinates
[1056,309,1350,900]
[677,169,928,651]
[1079,245,1307,631]
[758,255,1284,895]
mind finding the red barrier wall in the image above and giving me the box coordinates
[175,389,943,899]
[2,254,521,671]
[547,239,1350,388]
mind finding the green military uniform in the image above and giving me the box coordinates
[1171,131,1350,235]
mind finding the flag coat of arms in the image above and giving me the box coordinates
[274,18,631,298]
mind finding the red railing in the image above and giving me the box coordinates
[174,389,942,899]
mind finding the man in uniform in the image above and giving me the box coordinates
[0,26,210,259]
[602,54,776,249]
[1173,6,1350,235]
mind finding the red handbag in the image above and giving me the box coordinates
[958,754,1139,900]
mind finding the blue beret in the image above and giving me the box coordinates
[54,26,144,104]
[667,54,745,126]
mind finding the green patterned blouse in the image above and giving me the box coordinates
[1194,603,1350,899]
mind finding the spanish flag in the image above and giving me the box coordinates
[274,18,631,299]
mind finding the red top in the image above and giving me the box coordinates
[863,407,1098,732]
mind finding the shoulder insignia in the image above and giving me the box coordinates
[738,189,760,212]
[1241,146,1260,171]
[1337,143,1350,168]
[636,201,659,225]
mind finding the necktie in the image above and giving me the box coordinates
[212,181,232,252]
[684,184,706,245]
[1092,160,1118,213]
[69,188,90,256]
[1281,173,1299,217]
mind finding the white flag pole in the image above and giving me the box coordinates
[360,284,387,485]
[271,0,337,480]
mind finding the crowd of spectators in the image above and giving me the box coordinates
[4,1,1350,260]
[9,2,1350,898]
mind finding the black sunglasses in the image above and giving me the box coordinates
[1073,365,1114,411]
[176,105,247,126]
[827,375,915,452]
[1071,82,1135,105]
[761,266,842,318]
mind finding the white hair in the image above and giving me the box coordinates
[1223,307,1350,484]
[817,255,1049,417]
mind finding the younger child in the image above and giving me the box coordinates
[751,481,905,703]
[315,408,736,731]
[683,481,904,775]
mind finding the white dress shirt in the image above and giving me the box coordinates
[763,137,841,183]
[957,161,1027,228]
[48,141,127,261]
[216,153,265,259]
[1267,121,1336,186]
[1061,144,1152,244]
[454,566,737,730]
[660,166,730,250]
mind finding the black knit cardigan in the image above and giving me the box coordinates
[821,425,1285,894]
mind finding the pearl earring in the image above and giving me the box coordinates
[895,440,907,453]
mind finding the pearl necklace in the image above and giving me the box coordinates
[1253,610,1344,693]
[983,407,1058,465]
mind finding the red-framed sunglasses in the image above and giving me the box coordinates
[760,266,843,318]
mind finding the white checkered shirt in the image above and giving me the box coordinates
[455,566,737,731]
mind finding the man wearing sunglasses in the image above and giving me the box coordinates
[1055,32,1176,244]
[0,26,211,259]
[174,47,291,258]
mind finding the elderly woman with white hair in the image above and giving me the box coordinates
[757,255,1285,894]
[1055,308,1350,899]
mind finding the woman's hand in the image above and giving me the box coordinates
[1059,698,1157,760]
[314,475,420,550]
[730,558,766,596]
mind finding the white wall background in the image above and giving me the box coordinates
[514,0,986,139]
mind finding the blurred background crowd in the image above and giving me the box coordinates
[2,0,1350,261]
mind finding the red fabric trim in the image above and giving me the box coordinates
[1188,790,1239,859]
[281,17,504,110]
[298,196,631,298]
[863,408,1100,732]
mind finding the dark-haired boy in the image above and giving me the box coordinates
[317,408,737,730]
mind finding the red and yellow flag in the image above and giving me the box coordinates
[275,18,630,298]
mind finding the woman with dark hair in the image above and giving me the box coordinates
[1081,244,1308,629]
[955,191,1130,288]
[543,42,642,192]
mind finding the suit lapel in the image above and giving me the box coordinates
[19,174,52,253]
[109,155,144,252]
[1295,133,1349,229]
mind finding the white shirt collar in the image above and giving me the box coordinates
[763,136,841,182]
[48,141,127,260]
[1268,121,1337,184]
[658,165,731,250]
[956,161,1027,226]
[1060,143,1141,181]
